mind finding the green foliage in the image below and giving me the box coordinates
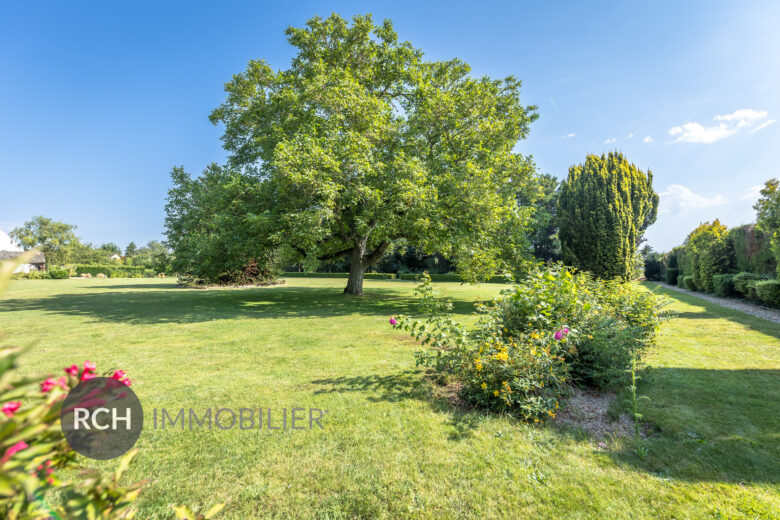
[665,267,679,285]
[754,178,780,278]
[166,165,281,286]
[392,266,671,419]
[712,274,737,298]
[9,216,78,267]
[557,152,659,279]
[204,13,540,293]
[125,241,138,258]
[683,220,733,293]
[644,256,664,281]
[682,275,698,291]
[523,173,561,262]
[753,280,780,307]
[732,272,767,298]
[47,267,69,279]
[727,225,775,276]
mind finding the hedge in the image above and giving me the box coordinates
[665,267,679,286]
[732,272,767,298]
[682,276,698,291]
[72,264,156,278]
[281,272,510,283]
[754,280,780,307]
[712,274,736,298]
[728,224,776,276]
[282,272,396,280]
[397,273,510,283]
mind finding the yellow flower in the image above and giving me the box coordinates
[493,390,500,396]
[481,382,487,390]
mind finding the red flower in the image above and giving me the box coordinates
[121,378,132,386]
[80,371,96,382]
[1,401,21,417]
[56,376,68,390]
[111,369,126,380]
[64,364,78,376]
[40,377,56,392]
[83,361,97,373]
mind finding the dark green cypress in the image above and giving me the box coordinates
[557,152,659,279]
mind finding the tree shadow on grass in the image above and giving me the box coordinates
[0,285,479,324]
[610,367,780,484]
[312,370,485,440]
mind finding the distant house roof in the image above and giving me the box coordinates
[0,251,46,264]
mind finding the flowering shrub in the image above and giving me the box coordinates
[391,267,672,421]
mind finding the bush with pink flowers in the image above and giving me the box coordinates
[391,267,672,420]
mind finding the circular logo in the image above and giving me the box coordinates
[60,377,143,460]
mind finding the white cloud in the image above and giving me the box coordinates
[626,132,634,139]
[669,108,771,143]
[738,184,764,201]
[604,137,616,144]
[562,132,576,138]
[750,119,776,134]
[659,184,726,213]
[643,136,653,143]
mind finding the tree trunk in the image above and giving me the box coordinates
[344,238,368,295]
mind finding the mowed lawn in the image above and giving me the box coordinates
[0,278,778,519]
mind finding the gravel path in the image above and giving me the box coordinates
[657,283,780,324]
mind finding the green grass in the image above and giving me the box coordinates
[0,278,778,519]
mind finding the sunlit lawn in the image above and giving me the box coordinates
[0,278,778,519]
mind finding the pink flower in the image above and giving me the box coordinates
[80,371,96,382]
[389,318,397,326]
[83,361,97,373]
[111,369,126,380]
[554,327,570,341]
[56,376,68,390]
[40,377,56,392]
[64,364,78,376]
[1,401,21,417]
[2,441,28,463]
[121,378,132,386]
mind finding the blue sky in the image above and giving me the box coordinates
[1,1,778,252]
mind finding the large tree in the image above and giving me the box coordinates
[10,216,78,267]
[204,14,538,294]
[557,152,659,279]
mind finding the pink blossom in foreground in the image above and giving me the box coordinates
[1,441,28,464]
[80,371,96,382]
[40,377,56,392]
[83,360,97,373]
[111,369,126,380]
[64,364,78,376]
[554,327,570,341]
[1,401,21,417]
[389,317,397,326]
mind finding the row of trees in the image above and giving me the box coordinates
[9,216,171,272]
[164,14,659,293]
[644,178,780,306]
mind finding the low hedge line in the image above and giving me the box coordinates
[281,272,510,283]
[282,272,396,280]
[678,270,780,308]
[72,264,156,278]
